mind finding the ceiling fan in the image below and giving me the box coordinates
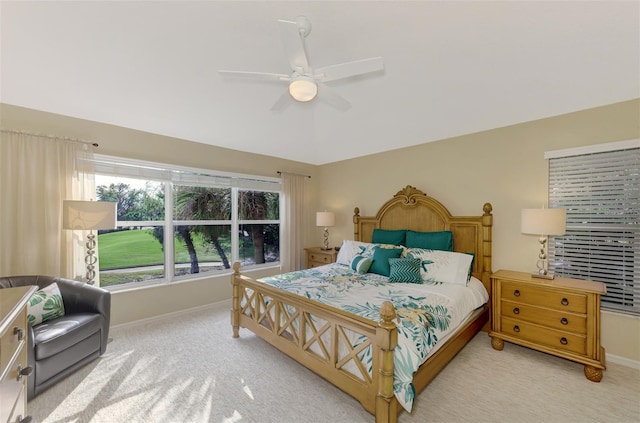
[219,16,384,111]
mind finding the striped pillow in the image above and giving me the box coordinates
[351,255,373,274]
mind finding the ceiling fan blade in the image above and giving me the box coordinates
[270,91,291,112]
[318,83,351,111]
[278,17,311,74]
[219,70,290,82]
[315,57,384,82]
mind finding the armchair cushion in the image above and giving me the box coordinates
[33,313,102,360]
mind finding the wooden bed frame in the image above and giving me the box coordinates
[231,185,493,423]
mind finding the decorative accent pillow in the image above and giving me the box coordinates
[27,283,65,326]
[372,229,407,246]
[406,230,454,251]
[388,258,422,284]
[405,248,474,286]
[351,255,373,274]
[369,246,404,277]
[336,240,376,265]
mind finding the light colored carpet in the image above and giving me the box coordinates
[30,301,640,423]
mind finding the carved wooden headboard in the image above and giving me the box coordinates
[353,185,493,289]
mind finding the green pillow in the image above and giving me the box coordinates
[369,246,404,277]
[389,258,422,283]
[351,255,373,274]
[27,283,65,326]
[406,230,453,251]
[372,229,406,246]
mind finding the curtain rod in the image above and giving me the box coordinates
[277,171,311,179]
[1,129,99,147]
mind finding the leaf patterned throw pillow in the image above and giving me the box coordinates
[27,283,65,326]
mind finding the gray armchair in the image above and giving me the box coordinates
[0,275,110,399]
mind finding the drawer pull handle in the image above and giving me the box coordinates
[560,317,569,325]
[17,416,33,423]
[14,326,25,341]
[513,307,520,315]
[513,325,520,333]
[560,337,568,345]
[561,297,569,306]
[513,289,520,297]
[17,364,33,382]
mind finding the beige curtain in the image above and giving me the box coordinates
[0,130,95,278]
[280,172,309,272]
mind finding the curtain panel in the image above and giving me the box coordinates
[0,130,95,279]
[280,172,309,272]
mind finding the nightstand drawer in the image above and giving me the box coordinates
[500,299,587,334]
[308,252,333,264]
[501,282,587,313]
[501,316,587,356]
[305,247,337,269]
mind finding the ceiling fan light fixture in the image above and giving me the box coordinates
[288,77,318,102]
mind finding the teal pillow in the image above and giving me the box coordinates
[351,255,373,274]
[372,229,406,246]
[388,258,422,283]
[369,246,404,277]
[406,230,453,251]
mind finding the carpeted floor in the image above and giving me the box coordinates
[29,301,640,423]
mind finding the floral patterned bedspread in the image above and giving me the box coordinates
[258,263,488,412]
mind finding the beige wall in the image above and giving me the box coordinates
[2,100,639,363]
[316,99,640,363]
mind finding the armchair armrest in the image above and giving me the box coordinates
[53,277,110,327]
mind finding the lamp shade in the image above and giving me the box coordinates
[521,208,566,236]
[289,77,318,102]
[63,200,117,230]
[316,211,335,227]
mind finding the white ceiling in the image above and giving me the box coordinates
[1,1,638,165]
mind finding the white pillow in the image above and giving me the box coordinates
[404,248,473,286]
[336,240,376,265]
[27,282,66,326]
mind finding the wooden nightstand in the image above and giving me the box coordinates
[489,269,606,382]
[304,247,337,269]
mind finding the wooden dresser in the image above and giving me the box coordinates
[1,285,37,423]
[489,269,606,382]
[304,247,338,269]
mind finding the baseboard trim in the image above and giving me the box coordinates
[110,299,231,331]
[606,353,640,370]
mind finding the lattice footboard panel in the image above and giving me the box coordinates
[234,280,382,414]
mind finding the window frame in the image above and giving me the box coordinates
[90,154,281,290]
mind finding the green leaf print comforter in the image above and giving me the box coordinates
[259,263,488,412]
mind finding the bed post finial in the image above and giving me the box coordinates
[354,207,361,240]
[376,301,398,422]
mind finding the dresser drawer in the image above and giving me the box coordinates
[501,316,587,356]
[0,346,28,423]
[0,312,25,373]
[501,282,587,313]
[501,299,587,334]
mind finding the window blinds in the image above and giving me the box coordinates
[87,154,281,191]
[547,146,639,315]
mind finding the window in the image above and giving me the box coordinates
[91,155,281,289]
[546,140,639,315]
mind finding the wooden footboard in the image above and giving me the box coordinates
[231,262,400,423]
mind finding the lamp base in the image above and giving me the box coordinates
[532,273,555,280]
[320,247,332,251]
